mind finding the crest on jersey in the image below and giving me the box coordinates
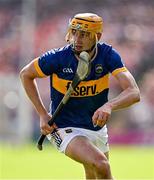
[95,64,103,74]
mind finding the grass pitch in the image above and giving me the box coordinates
[0,143,154,179]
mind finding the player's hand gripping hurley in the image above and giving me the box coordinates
[37,51,91,150]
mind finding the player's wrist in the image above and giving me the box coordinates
[105,102,114,111]
[39,109,49,118]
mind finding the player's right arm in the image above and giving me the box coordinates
[19,58,54,135]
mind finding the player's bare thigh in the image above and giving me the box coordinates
[65,136,108,165]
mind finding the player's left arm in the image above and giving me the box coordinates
[108,70,140,110]
[92,70,140,127]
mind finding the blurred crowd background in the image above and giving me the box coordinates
[0,0,154,146]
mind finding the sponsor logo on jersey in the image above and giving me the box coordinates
[63,68,73,73]
[52,73,109,97]
[66,82,98,96]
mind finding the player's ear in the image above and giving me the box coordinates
[97,33,102,41]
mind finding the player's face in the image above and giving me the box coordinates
[70,29,96,53]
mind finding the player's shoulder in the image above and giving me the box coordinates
[41,45,71,59]
[98,42,121,57]
[52,44,71,54]
[98,42,112,52]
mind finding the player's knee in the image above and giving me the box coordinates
[93,158,111,175]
